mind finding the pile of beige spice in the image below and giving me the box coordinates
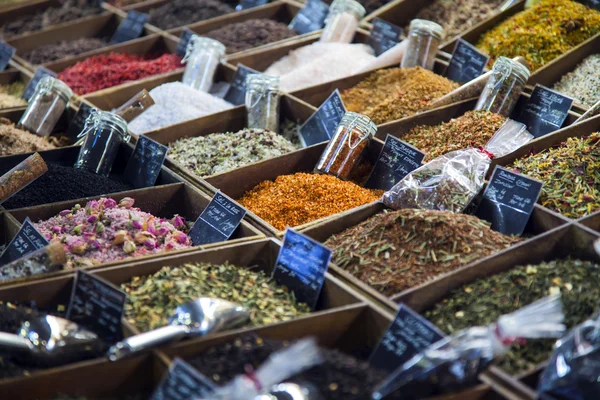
[0,82,27,110]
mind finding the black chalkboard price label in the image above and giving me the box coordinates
[66,270,127,343]
[446,39,488,84]
[110,11,148,45]
[367,18,403,56]
[476,166,543,236]
[288,0,329,35]
[176,28,195,57]
[66,102,97,141]
[151,358,216,400]
[188,191,246,246]
[518,84,573,138]
[223,64,259,106]
[369,304,445,372]
[0,218,49,266]
[576,0,600,10]
[366,134,425,190]
[123,135,168,188]
[0,41,15,71]
[272,229,331,310]
[237,0,268,10]
[299,89,346,146]
[22,67,57,101]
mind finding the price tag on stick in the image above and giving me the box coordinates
[176,28,195,57]
[66,103,97,142]
[366,135,425,190]
[150,358,216,400]
[0,41,15,71]
[445,38,489,84]
[237,0,268,10]
[299,89,346,146]
[369,304,445,372]
[188,191,247,246]
[367,18,403,56]
[273,229,331,310]
[223,64,259,106]
[123,135,168,188]
[0,218,49,266]
[518,84,573,138]
[476,166,543,236]
[288,0,329,35]
[22,67,57,101]
[66,270,127,343]
[110,11,148,45]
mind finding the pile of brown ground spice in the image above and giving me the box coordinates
[0,118,57,155]
[325,209,521,297]
[238,172,381,230]
[341,67,459,125]
[403,111,506,161]
[0,82,27,109]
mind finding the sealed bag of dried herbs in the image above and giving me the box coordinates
[382,119,533,212]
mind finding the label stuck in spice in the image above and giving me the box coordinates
[366,135,425,191]
[66,270,127,343]
[476,166,543,235]
[223,64,259,106]
[288,0,329,35]
[577,0,600,10]
[110,11,149,45]
[188,191,246,246]
[445,39,489,84]
[0,218,49,266]
[518,84,573,138]
[237,0,268,10]
[66,102,97,141]
[123,135,168,188]
[369,304,445,372]
[367,18,403,56]
[0,41,15,71]
[176,28,195,57]
[151,358,216,400]
[273,229,331,310]
[22,67,57,101]
[299,89,346,146]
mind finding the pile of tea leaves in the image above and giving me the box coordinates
[324,209,521,297]
[425,258,600,374]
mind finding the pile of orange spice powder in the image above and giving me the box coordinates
[238,173,381,230]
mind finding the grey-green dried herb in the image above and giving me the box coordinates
[553,54,600,108]
[425,258,600,374]
[121,262,311,332]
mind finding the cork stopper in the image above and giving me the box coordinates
[0,152,48,203]
[115,90,155,123]
[46,242,67,266]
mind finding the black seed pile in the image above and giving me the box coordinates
[3,163,133,210]
[204,19,297,53]
[148,0,236,30]
[22,38,109,65]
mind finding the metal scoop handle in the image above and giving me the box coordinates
[0,332,33,352]
[107,325,189,361]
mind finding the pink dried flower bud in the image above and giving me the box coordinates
[172,215,185,229]
[119,197,135,209]
[91,240,102,249]
[59,209,71,217]
[131,220,143,230]
[156,227,169,236]
[70,241,88,255]
[172,230,189,245]
[104,198,117,209]
[146,224,156,235]
[52,225,62,234]
[112,230,129,245]
[123,240,136,254]
[134,232,150,244]
[83,232,96,241]
[143,239,156,250]
[87,215,97,223]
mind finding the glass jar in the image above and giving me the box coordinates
[245,74,280,132]
[475,56,531,117]
[74,110,131,176]
[315,111,376,180]
[320,0,365,43]
[114,89,155,123]
[401,19,444,70]
[182,35,226,93]
[17,76,72,137]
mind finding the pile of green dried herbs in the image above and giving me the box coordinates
[121,262,311,332]
[403,111,506,161]
[425,258,600,374]
[324,209,521,297]
[509,132,600,218]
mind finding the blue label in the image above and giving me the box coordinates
[151,358,216,400]
[188,191,246,246]
[0,41,15,71]
[367,18,403,56]
[0,218,49,266]
[110,11,148,45]
[366,135,425,190]
[176,28,195,57]
[518,84,573,138]
[288,0,329,35]
[123,135,168,188]
[446,39,488,84]
[22,67,57,101]
[299,89,346,146]
[224,64,260,106]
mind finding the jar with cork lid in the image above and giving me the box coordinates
[401,19,444,71]
[246,74,280,133]
[182,35,226,93]
[320,0,366,43]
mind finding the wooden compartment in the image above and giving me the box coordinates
[0,60,32,115]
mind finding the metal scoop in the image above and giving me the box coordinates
[108,297,250,361]
[0,315,101,367]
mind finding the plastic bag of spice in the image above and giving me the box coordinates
[372,295,565,400]
[382,119,533,212]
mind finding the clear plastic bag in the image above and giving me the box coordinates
[537,313,600,400]
[372,295,565,400]
[382,119,533,212]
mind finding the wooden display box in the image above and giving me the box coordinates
[0,60,32,115]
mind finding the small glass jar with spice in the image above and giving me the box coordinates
[17,76,72,137]
[320,0,366,43]
[245,74,280,132]
[182,35,226,93]
[401,19,444,71]
[315,111,376,180]
[74,110,131,176]
[475,56,530,117]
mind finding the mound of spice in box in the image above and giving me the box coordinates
[553,54,600,108]
[122,262,311,332]
[58,53,183,95]
[0,118,57,155]
[476,0,600,71]
[425,258,600,374]
[0,82,26,109]
[325,209,521,297]
[341,67,459,125]
[238,172,381,230]
[204,19,298,54]
[22,38,109,66]
[34,197,192,268]
[168,128,297,177]
[148,0,236,30]
[0,0,103,40]
[508,132,600,219]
